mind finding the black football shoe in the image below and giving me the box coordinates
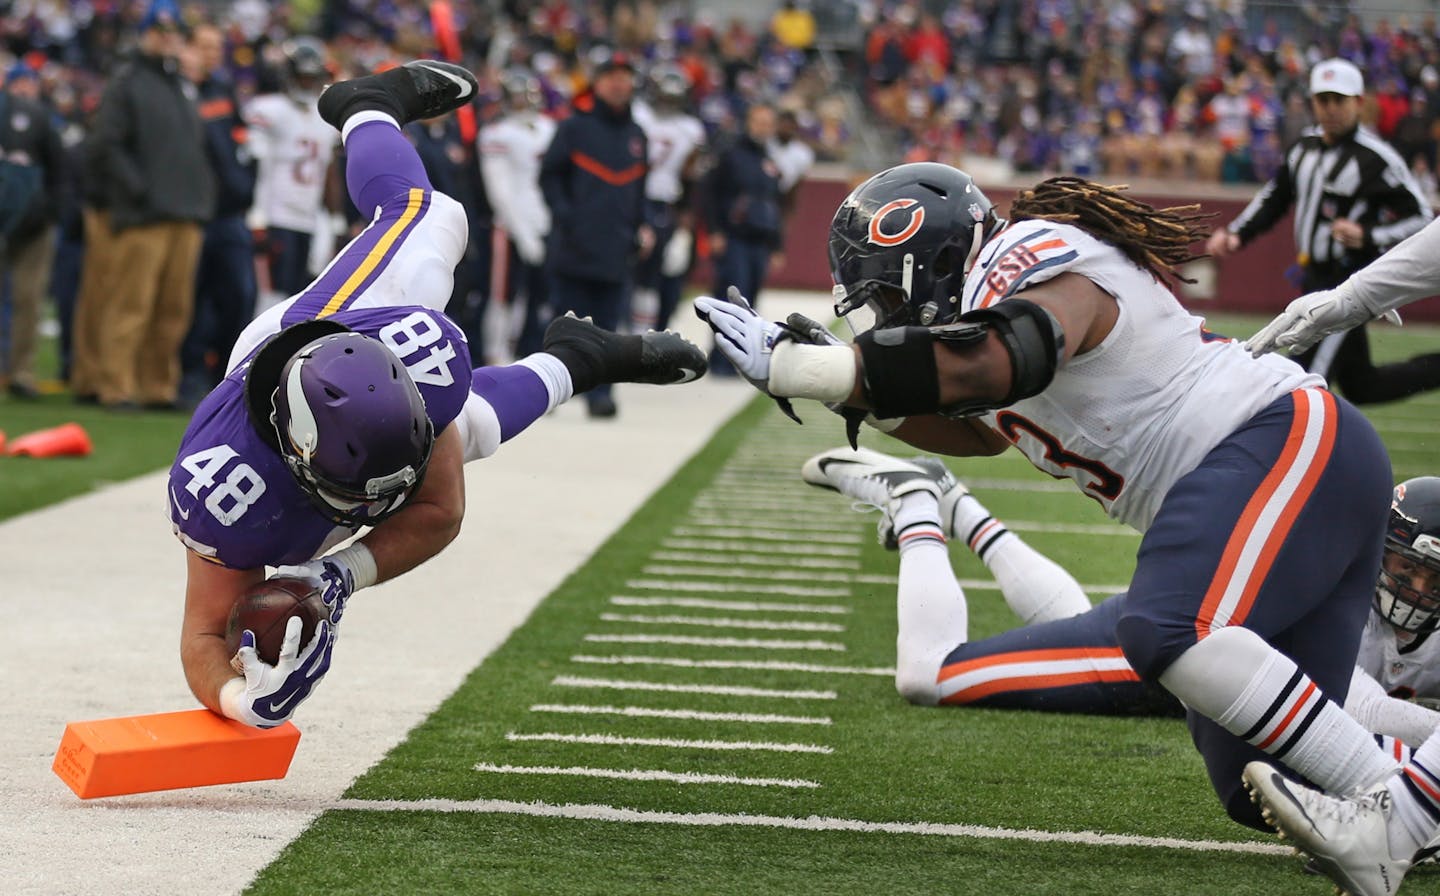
[318,60,478,130]
[543,313,707,394]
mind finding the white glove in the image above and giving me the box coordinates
[1244,287,1400,357]
[693,286,786,386]
[221,616,336,728]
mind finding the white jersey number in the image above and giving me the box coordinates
[179,444,268,526]
[380,312,457,387]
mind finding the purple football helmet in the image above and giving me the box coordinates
[268,330,434,527]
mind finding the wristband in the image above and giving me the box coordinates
[219,676,249,722]
[329,543,378,590]
[768,341,856,403]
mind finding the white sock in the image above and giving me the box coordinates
[341,110,401,142]
[1386,733,1440,858]
[517,353,575,409]
[892,492,965,706]
[1160,627,1398,795]
[948,492,1090,624]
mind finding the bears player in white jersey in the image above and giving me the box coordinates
[172,60,706,732]
[245,38,341,305]
[803,447,1440,752]
[479,68,555,359]
[630,65,706,332]
[695,164,1416,891]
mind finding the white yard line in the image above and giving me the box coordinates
[528,703,832,725]
[473,762,821,788]
[662,537,859,557]
[625,578,851,597]
[329,796,1290,857]
[598,613,845,633]
[610,595,851,614]
[649,550,859,570]
[582,634,848,652]
[673,525,865,543]
[505,732,834,754]
[641,564,861,584]
[552,675,837,700]
[570,655,894,677]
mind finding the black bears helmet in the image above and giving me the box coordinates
[828,162,1003,330]
[1377,477,1440,634]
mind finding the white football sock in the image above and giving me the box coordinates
[892,492,965,706]
[1387,732,1440,857]
[1160,626,1398,795]
[948,492,1090,624]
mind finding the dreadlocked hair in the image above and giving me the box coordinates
[1008,176,1215,284]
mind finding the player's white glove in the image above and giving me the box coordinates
[222,616,335,728]
[1244,287,1401,357]
[694,286,786,385]
[274,557,354,624]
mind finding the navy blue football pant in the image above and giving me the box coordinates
[184,214,256,391]
[267,226,314,298]
[1113,387,1390,828]
[549,271,626,408]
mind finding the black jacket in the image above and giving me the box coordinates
[0,91,65,243]
[90,52,215,230]
[705,133,784,249]
[540,96,647,283]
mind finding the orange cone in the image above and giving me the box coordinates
[7,422,93,458]
[0,430,6,453]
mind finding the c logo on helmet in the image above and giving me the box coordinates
[867,198,925,247]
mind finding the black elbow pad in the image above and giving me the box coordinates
[956,298,1065,404]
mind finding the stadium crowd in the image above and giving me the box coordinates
[865,0,1440,194]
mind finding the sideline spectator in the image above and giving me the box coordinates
[0,62,63,399]
[89,3,214,410]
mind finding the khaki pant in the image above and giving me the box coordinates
[94,220,203,406]
[2,226,56,388]
[69,208,115,398]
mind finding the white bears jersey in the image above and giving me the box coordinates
[244,93,338,233]
[768,136,815,193]
[632,99,706,205]
[960,219,1322,531]
[1357,610,1440,699]
[479,112,556,253]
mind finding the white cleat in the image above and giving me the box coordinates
[1243,761,1412,896]
[801,447,958,549]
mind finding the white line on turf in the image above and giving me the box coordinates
[505,732,834,753]
[649,551,859,570]
[848,574,1132,593]
[626,579,850,597]
[552,675,836,699]
[570,655,893,677]
[673,526,865,543]
[528,703,832,725]
[598,613,844,633]
[583,633,847,651]
[686,514,859,533]
[610,596,851,614]
[663,538,858,557]
[474,762,822,788]
[329,797,1291,856]
[641,565,860,584]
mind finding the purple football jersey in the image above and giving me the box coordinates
[167,306,471,569]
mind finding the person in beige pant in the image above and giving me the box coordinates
[68,207,113,402]
[94,220,202,407]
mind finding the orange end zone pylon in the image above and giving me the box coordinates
[52,709,301,799]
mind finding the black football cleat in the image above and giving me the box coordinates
[318,60,478,130]
[543,313,707,394]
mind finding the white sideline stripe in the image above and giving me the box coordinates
[572,655,894,677]
[474,762,821,789]
[673,525,865,544]
[611,595,850,614]
[329,797,1290,856]
[651,550,858,571]
[627,578,850,597]
[505,731,833,754]
[850,574,1131,594]
[663,538,858,557]
[553,675,836,700]
[642,564,859,584]
[687,514,859,533]
[584,633,847,652]
[529,703,832,725]
[599,612,844,633]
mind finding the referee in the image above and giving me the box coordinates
[1208,58,1440,405]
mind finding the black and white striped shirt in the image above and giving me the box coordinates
[1227,124,1433,289]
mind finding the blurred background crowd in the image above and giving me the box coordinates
[0,0,1437,410]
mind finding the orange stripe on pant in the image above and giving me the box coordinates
[937,646,1132,683]
[1194,389,1338,638]
[940,668,1142,704]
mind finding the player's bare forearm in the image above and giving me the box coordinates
[358,425,466,585]
[180,552,265,712]
[889,414,1011,456]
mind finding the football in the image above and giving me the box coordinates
[224,577,328,667]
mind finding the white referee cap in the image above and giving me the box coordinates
[1310,58,1365,97]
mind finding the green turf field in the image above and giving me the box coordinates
[7,312,1440,893]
